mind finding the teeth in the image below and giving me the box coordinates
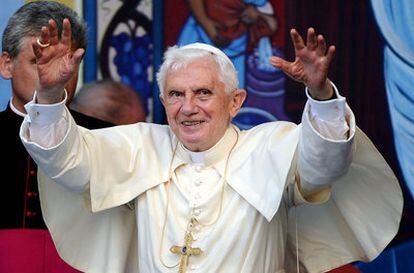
[182,121,202,126]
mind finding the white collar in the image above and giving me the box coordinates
[9,97,27,117]
[174,125,238,169]
[181,129,233,164]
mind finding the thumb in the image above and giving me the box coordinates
[70,48,85,67]
[269,56,288,69]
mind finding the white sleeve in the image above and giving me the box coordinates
[306,82,349,140]
[22,91,69,148]
[297,83,356,198]
[20,91,89,193]
[20,113,90,194]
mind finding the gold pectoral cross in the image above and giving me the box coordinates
[170,232,203,273]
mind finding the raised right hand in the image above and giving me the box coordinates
[270,28,335,100]
[32,18,84,104]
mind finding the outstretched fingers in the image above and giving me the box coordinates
[32,20,59,64]
[269,56,285,69]
[40,25,50,46]
[32,43,42,61]
[269,56,295,77]
[70,48,85,67]
[302,28,333,58]
[61,18,72,48]
[274,27,336,94]
[325,45,336,66]
[48,19,59,46]
[32,26,50,63]
[290,29,305,53]
[306,27,317,51]
[316,34,327,56]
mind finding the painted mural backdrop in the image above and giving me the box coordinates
[168,0,288,129]
[93,0,154,120]
[93,0,414,271]
[356,2,414,271]
[370,0,414,205]
[91,0,287,127]
[0,0,412,272]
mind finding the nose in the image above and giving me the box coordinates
[180,94,198,115]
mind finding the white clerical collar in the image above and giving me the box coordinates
[9,97,27,117]
[175,125,239,167]
[188,150,206,164]
[183,130,229,164]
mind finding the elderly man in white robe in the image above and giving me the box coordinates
[20,18,402,273]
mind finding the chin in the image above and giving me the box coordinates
[180,136,205,150]
[182,137,201,147]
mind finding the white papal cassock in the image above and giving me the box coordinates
[20,89,402,273]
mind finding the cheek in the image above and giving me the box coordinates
[215,103,231,118]
[165,105,180,122]
[14,63,37,81]
[15,67,38,90]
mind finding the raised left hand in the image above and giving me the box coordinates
[32,18,84,104]
[270,28,335,100]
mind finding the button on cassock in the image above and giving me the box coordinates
[26,211,37,217]
[27,192,38,197]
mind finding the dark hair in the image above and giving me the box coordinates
[1,1,87,57]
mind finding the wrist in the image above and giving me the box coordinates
[36,89,66,104]
[308,80,336,101]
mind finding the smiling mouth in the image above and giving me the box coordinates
[181,121,205,126]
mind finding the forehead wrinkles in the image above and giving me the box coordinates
[166,62,221,91]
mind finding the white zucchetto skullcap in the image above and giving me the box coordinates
[180,43,235,69]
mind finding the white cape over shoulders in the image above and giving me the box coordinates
[26,116,401,273]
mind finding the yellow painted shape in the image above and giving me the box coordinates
[25,0,75,10]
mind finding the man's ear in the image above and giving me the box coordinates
[229,89,247,118]
[159,94,166,107]
[0,52,13,80]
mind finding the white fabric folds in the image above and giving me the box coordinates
[21,108,402,273]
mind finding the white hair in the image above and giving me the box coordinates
[156,43,239,97]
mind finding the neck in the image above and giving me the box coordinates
[184,132,228,163]
[177,126,237,166]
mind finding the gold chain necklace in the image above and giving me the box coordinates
[159,127,239,272]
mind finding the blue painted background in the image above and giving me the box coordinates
[0,0,23,111]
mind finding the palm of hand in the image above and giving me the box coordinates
[32,18,84,102]
[270,28,335,99]
[290,48,329,92]
[36,43,73,91]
